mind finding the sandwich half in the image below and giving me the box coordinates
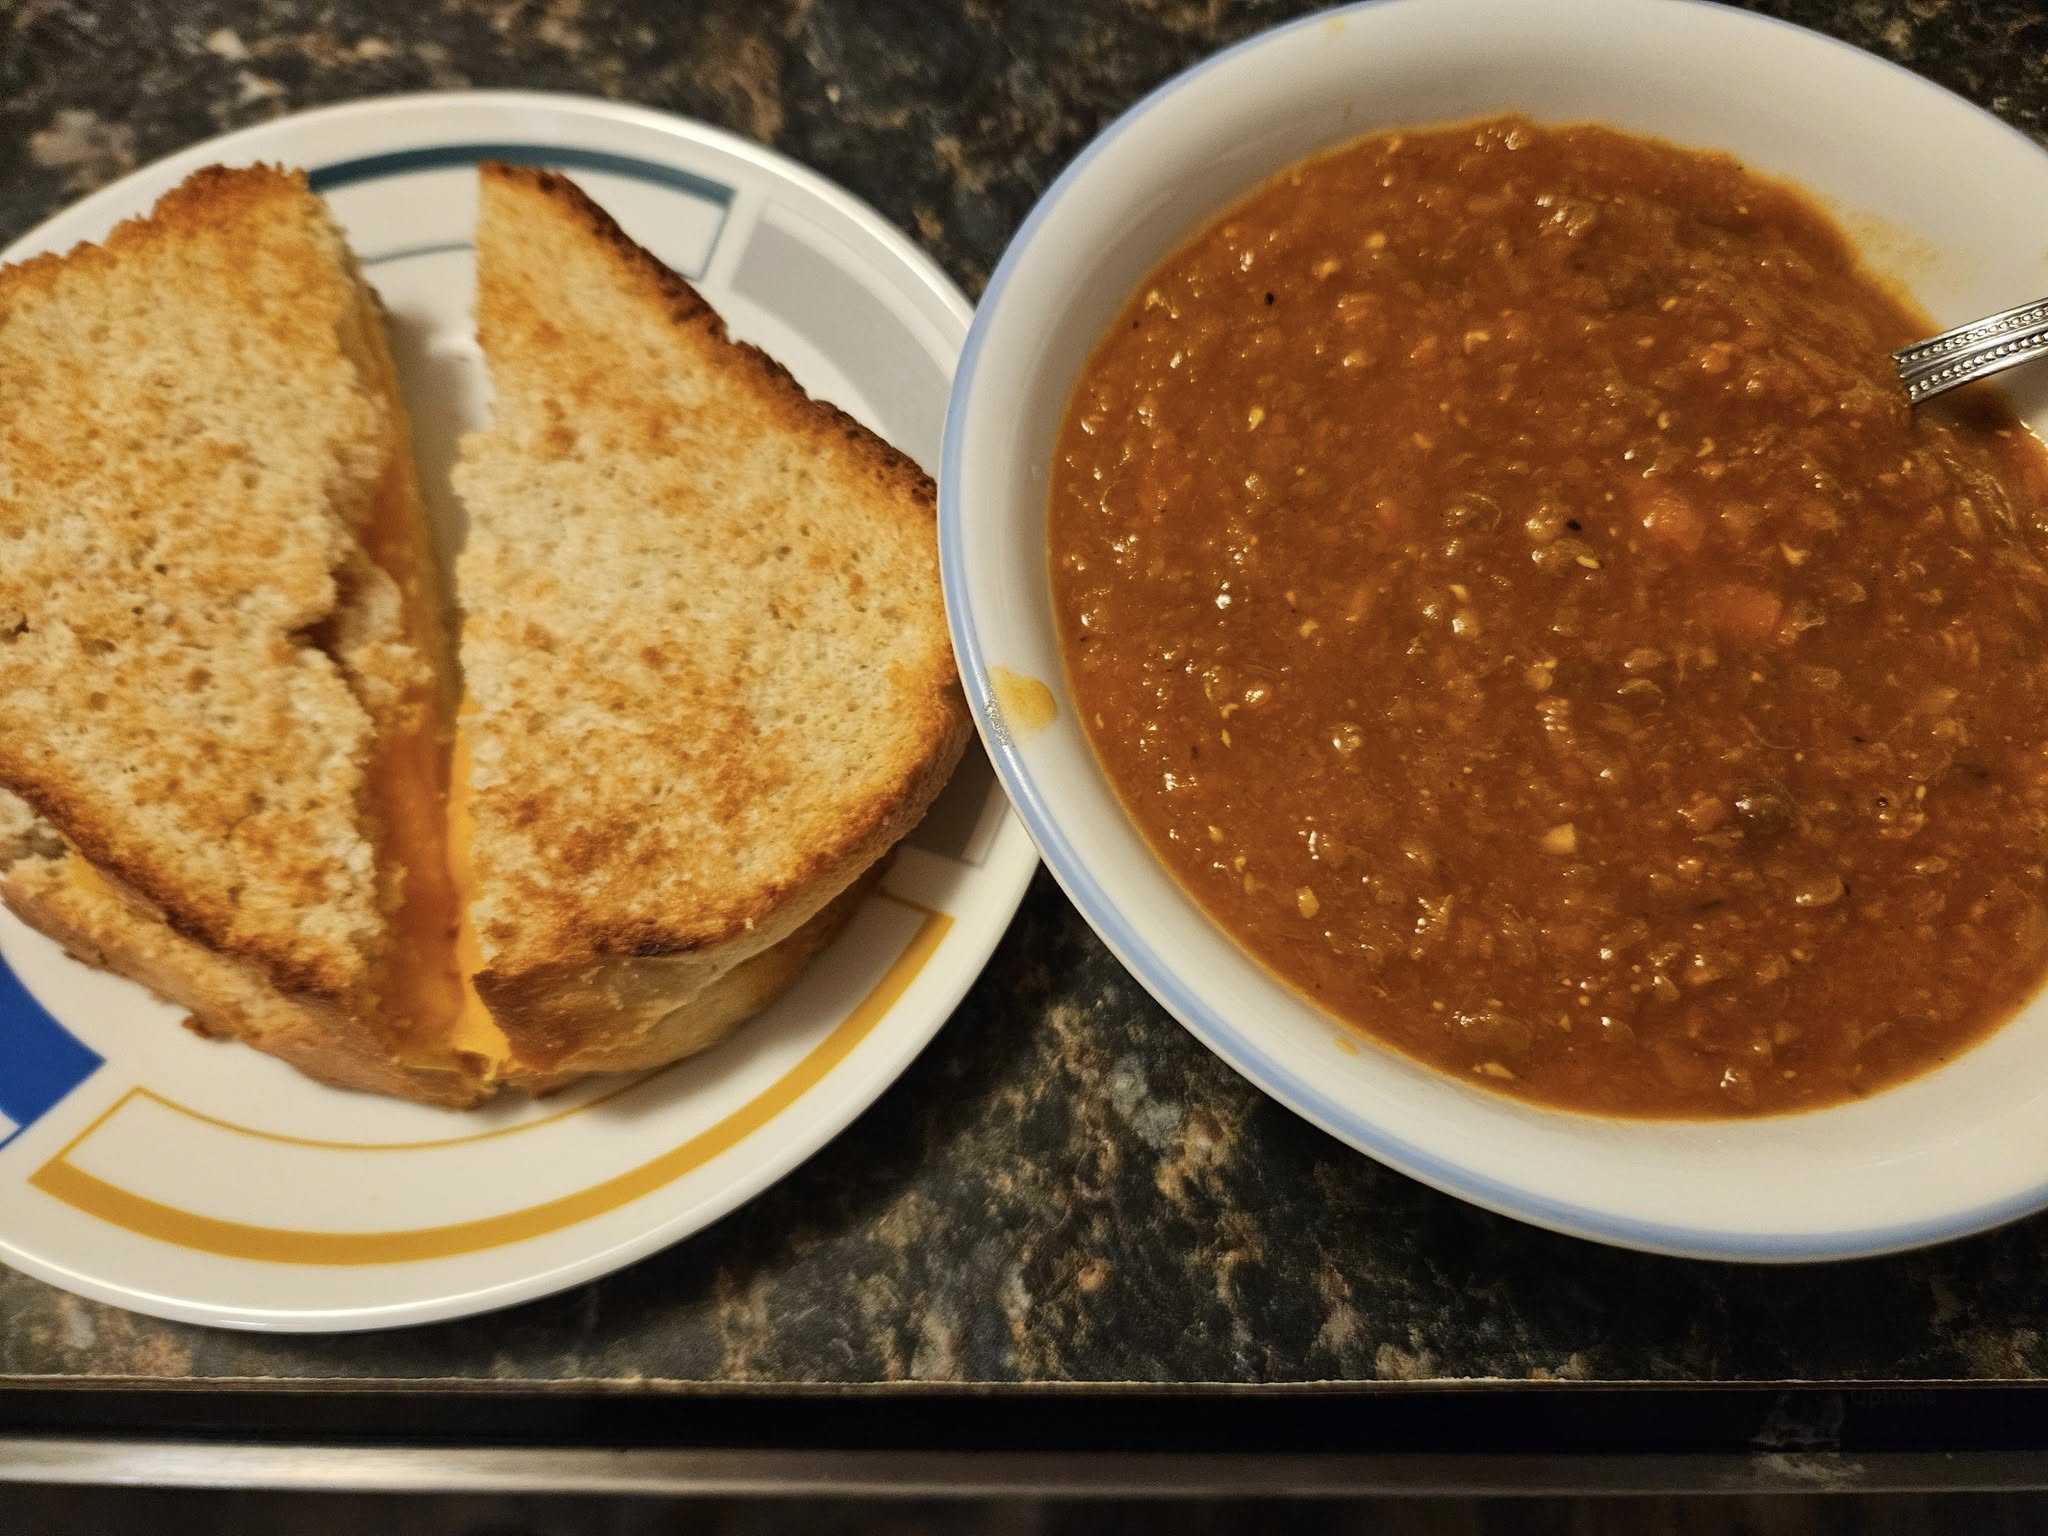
[452,164,970,1082]
[0,166,483,1105]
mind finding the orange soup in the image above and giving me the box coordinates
[1050,117,2048,1116]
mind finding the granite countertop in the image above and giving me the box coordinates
[7,0,2048,1393]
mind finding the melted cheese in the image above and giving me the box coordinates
[443,714,501,1060]
[368,696,479,1058]
[60,854,122,899]
[357,438,504,1071]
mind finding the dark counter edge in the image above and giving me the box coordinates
[3,1380,2047,1467]
[3,1373,2044,1396]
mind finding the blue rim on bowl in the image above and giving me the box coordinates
[939,0,2048,1262]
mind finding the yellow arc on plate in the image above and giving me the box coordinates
[28,905,950,1266]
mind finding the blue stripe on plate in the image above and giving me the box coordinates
[0,962,102,1152]
[359,239,475,269]
[307,144,734,206]
[310,144,735,279]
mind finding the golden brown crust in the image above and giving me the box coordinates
[0,165,314,305]
[490,873,871,1082]
[1,848,484,1107]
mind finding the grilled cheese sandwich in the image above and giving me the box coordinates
[0,161,967,1105]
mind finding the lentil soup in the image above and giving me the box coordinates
[1049,116,2048,1117]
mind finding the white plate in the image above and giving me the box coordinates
[0,91,1036,1331]
[943,0,2048,1262]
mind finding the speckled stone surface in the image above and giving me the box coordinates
[8,0,2048,1390]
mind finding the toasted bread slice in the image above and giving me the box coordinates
[0,788,478,1104]
[453,164,969,1078]
[0,166,481,1104]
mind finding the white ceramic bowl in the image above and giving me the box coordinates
[942,0,2048,1260]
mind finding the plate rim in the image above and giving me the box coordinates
[939,0,2048,1264]
[0,88,1037,1331]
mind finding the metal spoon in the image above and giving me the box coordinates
[1894,297,2048,405]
